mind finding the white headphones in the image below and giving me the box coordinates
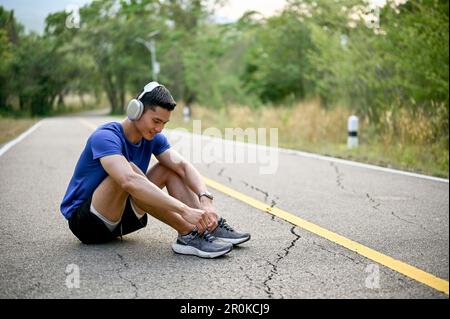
[126,81,161,121]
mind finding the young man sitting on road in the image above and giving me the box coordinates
[60,82,250,258]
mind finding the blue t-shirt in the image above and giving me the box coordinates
[60,121,170,219]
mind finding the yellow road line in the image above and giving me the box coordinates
[203,176,449,296]
[79,118,98,130]
[78,118,449,295]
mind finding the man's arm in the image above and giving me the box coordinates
[156,149,219,230]
[99,154,210,232]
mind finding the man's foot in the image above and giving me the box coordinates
[172,229,233,258]
[211,218,251,245]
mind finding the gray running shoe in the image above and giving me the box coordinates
[211,218,251,245]
[172,230,233,258]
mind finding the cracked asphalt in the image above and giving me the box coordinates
[0,115,448,299]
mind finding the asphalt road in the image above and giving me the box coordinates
[0,115,448,299]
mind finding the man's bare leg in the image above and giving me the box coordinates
[140,162,218,219]
[147,163,201,208]
[92,162,233,257]
[130,163,202,234]
[91,163,194,234]
[126,163,247,250]
[91,175,128,223]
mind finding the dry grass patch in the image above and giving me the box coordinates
[0,117,39,145]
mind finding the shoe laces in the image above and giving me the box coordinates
[219,218,234,232]
[191,229,215,243]
[200,231,215,242]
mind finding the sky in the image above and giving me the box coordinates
[214,0,287,23]
[0,0,289,34]
[0,0,92,33]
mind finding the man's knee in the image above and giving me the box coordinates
[91,175,129,221]
[146,163,179,187]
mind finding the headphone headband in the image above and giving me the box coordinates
[137,81,161,100]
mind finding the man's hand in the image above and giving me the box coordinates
[183,207,211,234]
[200,198,219,232]
[155,150,220,232]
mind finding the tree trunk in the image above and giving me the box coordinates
[79,93,86,108]
[104,73,119,114]
[118,73,126,114]
[57,93,65,112]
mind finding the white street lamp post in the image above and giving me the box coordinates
[136,30,160,81]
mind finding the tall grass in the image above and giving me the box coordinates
[169,100,449,178]
[0,117,39,145]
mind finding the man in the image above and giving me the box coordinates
[60,82,250,258]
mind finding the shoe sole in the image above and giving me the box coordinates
[171,243,232,258]
[216,235,251,245]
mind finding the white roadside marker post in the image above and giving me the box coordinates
[347,115,359,148]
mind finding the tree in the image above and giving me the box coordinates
[0,6,22,113]
[9,34,70,115]
[241,6,317,104]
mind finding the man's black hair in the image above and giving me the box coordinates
[138,85,176,111]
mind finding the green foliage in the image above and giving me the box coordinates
[242,10,315,103]
[0,6,20,112]
[0,0,447,152]
[182,23,257,108]
[0,29,12,108]
[10,35,71,115]
[387,1,448,103]
[304,0,449,125]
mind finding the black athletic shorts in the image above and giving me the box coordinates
[68,195,148,244]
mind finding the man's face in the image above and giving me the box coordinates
[136,106,171,140]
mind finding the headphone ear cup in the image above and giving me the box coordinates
[127,99,144,121]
